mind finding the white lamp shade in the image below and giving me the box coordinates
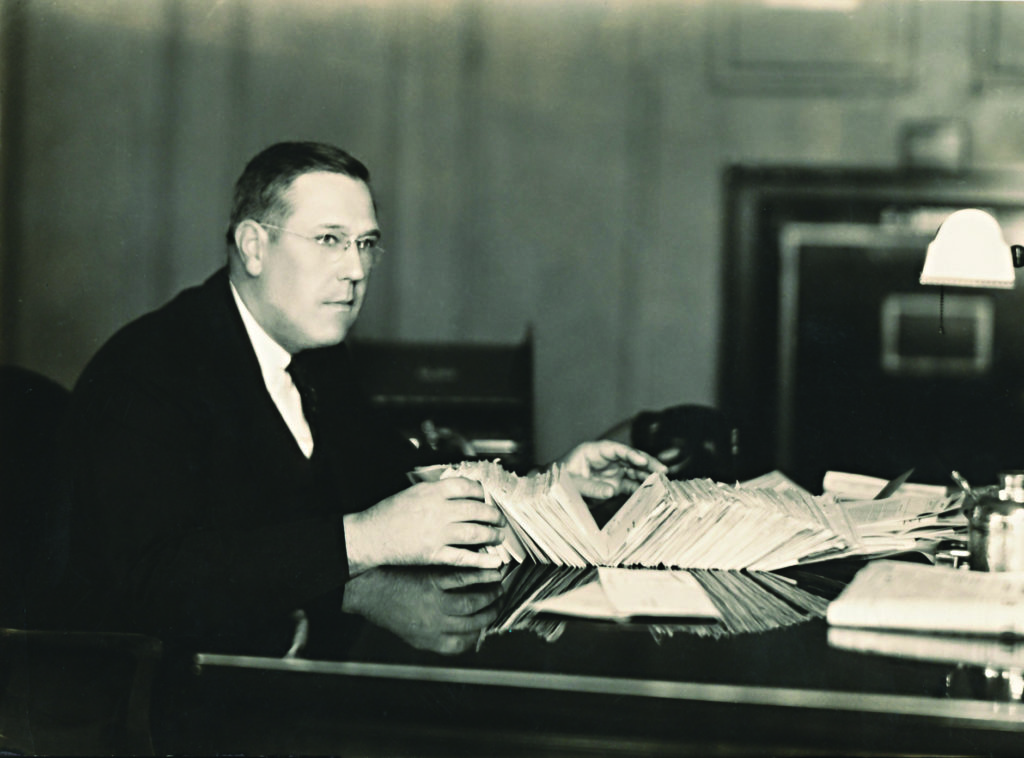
[919,208,1015,289]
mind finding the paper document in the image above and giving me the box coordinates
[435,462,967,571]
[529,581,628,620]
[597,567,721,618]
[822,489,966,561]
[827,560,1024,636]
[740,470,809,495]
[443,461,857,570]
[822,471,947,503]
[529,569,720,620]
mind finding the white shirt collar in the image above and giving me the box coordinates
[230,280,315,458]
[230,281,292,388]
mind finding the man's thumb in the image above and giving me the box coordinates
[570,475,616,500]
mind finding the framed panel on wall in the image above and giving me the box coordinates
[708,0,918,94]
[971,0,1024,89]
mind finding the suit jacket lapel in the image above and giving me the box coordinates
[196,269,313,467]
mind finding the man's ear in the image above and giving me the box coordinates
[234,220,266,276]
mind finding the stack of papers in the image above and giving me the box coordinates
[529,567,722,621]
[485,564,595,642]
[437,461,967,572]
[605,474,854,570]
[820,471,967,559]
[482,563,831,644]
[441,461,855,570]
[531,567,830,637]
[686,568,830,636]
[441,462,607,566]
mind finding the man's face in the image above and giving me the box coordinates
[251,171,379,353]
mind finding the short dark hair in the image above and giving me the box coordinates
[225,141,372,245]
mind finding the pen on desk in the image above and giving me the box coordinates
[950,470,975,501]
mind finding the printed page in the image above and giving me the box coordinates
[823,471,947,501]
[597,567,721,618]
[841,496,935,527]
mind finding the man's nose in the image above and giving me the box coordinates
[337,247,366,280]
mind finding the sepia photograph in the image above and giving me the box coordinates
[1,0,1023,755]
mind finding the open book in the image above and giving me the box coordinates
[438,461,862,570]
[827,560,1024,637]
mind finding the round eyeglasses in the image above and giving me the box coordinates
[257,222,385,269]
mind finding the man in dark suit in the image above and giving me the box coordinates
[58,142,662,651]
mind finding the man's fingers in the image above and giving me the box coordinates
[444,522,503,547]
[434,545,505,570]
[443,499,506,526]
[624,446,668,473]
[585,441,667,473]
[434,632,485,656]
[619,478,641,494]
[570,474,616,500]
[440,588,503,617]
[433,476,486,500]
[432,568,505,590]
[657,446,683,463]
[623,466,660,482]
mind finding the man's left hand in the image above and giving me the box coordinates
[559,440,667,499]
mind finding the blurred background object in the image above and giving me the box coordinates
[7,0,1024,481]
[350,336,534,472]
[630,404,739,483]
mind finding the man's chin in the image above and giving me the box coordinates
[318,321,356,347]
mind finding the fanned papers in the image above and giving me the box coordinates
[529,567,721,621]
[680,568,829,637]
[440,461,855,570]
[442,462,607,567]
[484,564,595,643]
[819,471,967,559]
[827,560,1024,637]
[528,568,828,633]
[604,474,855,570]
[481,564,830,644]
[488,565,830,643]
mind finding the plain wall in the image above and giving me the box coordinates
[5,0,1024,461]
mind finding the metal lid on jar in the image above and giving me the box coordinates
[999,471,1024,503]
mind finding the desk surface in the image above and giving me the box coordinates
[176,564,1024,757]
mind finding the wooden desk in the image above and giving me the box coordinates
[166,567,1024,757]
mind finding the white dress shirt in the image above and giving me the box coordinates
[230,283,314,458]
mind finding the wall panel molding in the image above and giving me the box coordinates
[971,1,1024,90]
[708,0,918,94]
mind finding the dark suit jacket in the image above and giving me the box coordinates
[57,268,414,650]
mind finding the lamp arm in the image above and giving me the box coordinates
[1013,245,1024,268]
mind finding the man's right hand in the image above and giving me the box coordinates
[341,566,505,655]
[343,477,506,575]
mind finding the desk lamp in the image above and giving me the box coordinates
[919,208,1024,332]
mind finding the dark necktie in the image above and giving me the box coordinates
[286,354,319,443]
